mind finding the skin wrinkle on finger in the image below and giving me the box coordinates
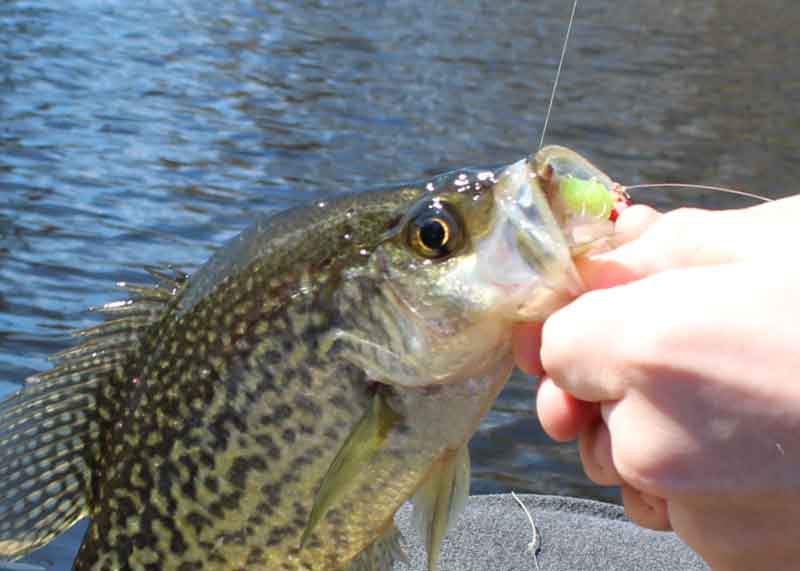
[621,485,671,531]
[578,417,621,486]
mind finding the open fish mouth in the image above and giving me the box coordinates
[475,155,585,320]
[474,145,629,321]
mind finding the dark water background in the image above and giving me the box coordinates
[1,0,798,568]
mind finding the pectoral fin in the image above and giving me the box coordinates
[301,391,401,547]
[411,444,470,571]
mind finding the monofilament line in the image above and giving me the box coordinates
[624,183,772,203]
[539,0,579,150]
[511,491,541,570]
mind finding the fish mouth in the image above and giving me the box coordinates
[476,156,584,320]
[531,145,620,254]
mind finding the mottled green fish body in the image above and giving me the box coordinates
[0,147,608,570]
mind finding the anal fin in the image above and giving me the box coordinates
[411,444,470,571]
[343,524,404,571]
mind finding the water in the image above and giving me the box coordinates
[1,0,798,567]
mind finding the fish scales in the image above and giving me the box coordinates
[81,187,426,570]
[0,146,617,570]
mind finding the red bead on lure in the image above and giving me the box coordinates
[608,185,632,222]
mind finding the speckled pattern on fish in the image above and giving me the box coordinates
[0,149,598,570]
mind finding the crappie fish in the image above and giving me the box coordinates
[0,146,616,571]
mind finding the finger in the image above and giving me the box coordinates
[581,205,761,291]
[535,377,598,442]
[540,288,632,402]
[512,322,543,376]
[578,417,622,486]
[576,205,661,289]
[582,195,800,290]
[621,484,671,531]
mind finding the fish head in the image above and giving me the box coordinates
[306,147,623,569]
[346,153,599,387]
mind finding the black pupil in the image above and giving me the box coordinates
[419,219,446,250]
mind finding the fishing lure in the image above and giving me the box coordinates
[531,143,772,263]
[529,145,629,255]
[560,176,630,222]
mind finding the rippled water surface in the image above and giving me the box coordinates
[2,0,798,567]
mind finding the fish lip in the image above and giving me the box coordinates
[483,158,584,319]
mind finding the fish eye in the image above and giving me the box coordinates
[419,217,448,248]
[407,203,462,259]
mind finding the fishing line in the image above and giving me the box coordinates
[539,0,579,150]
[624,183,772,203]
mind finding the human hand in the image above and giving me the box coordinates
[514,196,800,570]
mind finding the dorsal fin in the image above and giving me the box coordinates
[0,268,186,560]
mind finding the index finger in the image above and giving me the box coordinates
[578,195,800,290]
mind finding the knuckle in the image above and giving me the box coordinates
[613,447,658,490]
[612,437,675,496]
[613,323,663,377]
[621,487,671,531]
[608,406,685,497]
[647,207,705,245]
[612,288,685,382]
